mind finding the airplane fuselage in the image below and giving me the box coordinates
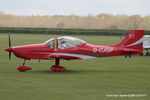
[6,42,142,60]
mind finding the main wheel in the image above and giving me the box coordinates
[129,55,131,58]
[146,52,150,56]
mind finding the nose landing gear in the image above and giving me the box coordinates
[17,59,32,72]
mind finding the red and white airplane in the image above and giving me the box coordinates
[5,30,144,72]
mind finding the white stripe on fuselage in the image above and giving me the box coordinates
[124,37,144,47]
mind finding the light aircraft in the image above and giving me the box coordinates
[143,35,150,56]
[5,30,144,72]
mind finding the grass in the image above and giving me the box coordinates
[0,33,150,100]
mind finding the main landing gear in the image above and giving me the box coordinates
[145,49,150,56]
[17,59,32,72]
[50,58,67,72]
[125,55,132,58]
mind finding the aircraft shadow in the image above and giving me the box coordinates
[31,69,149,74]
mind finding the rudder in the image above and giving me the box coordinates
[116,30,144,47]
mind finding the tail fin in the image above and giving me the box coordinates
[116,30,144,47]
[115,30,144,54]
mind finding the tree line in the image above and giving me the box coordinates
[0,11,150,30]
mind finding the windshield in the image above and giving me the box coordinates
[58,36,86,49]
[44,38,54,48]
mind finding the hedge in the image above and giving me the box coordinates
[0,27,150,36]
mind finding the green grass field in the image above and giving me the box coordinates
[0,34,150,100]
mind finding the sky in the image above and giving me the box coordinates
[0,0,149,16]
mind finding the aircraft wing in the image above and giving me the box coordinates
[44,52,96,60]
[143,43,150,49]
[44,53,81,60]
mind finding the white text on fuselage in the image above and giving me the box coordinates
[93,48,114,53]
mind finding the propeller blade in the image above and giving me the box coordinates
[9,34,11,47]
[8,33,12,61]
[9,51,11,61]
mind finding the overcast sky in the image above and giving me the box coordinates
[0,0,149,16]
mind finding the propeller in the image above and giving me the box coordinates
[5,33,14,61]
[8,34,12,60]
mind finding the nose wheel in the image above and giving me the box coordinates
[50,59,67,72]
[17,59,32,72]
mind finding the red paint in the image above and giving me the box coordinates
[50,65,67,72]
[5,47,12,52]
[17,66,32,72]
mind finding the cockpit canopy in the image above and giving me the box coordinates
[58,36,85,49]
[44,36,86,49]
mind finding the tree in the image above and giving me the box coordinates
[0,11,4,16]
[57,22,65,28]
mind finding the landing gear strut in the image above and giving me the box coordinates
[17,59,32,72]
[50,58,67,72]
